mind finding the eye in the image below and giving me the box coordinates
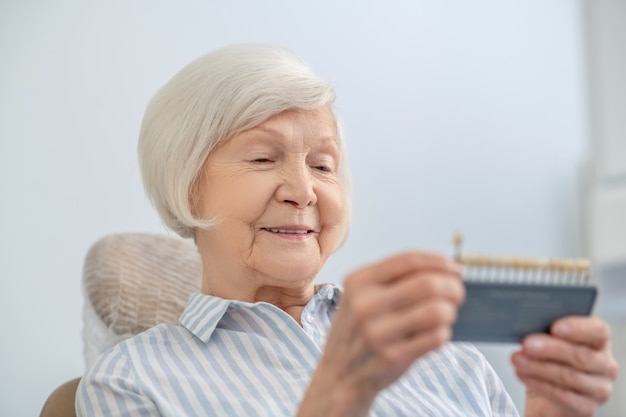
[252,158,273,163]
[310,158,336,173]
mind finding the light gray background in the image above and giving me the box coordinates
[1,1,591,415]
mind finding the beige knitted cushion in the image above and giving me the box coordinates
[82,233,202,367]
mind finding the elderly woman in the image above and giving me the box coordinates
[76,44,618,416]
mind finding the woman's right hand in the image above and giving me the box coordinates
[299,252,465,417]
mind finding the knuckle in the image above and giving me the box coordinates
[452,280,466,304]
[425,276,452,296]
[600,321,611,340]
[422,275,464,302]
[361,323,382,349]
[449,306,459,324]
[543,382,561,401]
[350,296,371,325]
[556,365,583,388]
[402,252,423,269]
[597,381,613,402]
[608,359,620,380]
[576,402,596,417]
[426,302,456,324]
[571,346,592,368]
[380,346,404,369]
[401,276,422,297]
[406,251,439,265]
[424,301,444,318]
[419,277,439,296]
[430,326,452,348]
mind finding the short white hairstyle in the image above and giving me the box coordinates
[138,44,351,248]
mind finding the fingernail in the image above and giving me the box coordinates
[526,338,544,353]
[513,356,530,375]
[514,355,528,367]
[554,322,571,336]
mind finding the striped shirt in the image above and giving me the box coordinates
[76,284,519,416]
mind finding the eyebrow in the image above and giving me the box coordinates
[246,125,338,145]
[249,126,280,135]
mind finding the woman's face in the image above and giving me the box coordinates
[194,106,345,294]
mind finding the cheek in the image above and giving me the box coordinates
[318,184,345,230]
[204,174,275,221]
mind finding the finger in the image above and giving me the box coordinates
[512,352,614,403]
[373,271,465,310]
[550,316,611,350]
[381,326,452,368]
[520,334,619,377]
[392,271,465,305]
[345,271,464,326]
[514,373,600,417]
[364,299,458,348]
[346,252,461,287]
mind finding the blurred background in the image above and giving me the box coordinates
[1,1,624,415]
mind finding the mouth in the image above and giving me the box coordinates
[261,227,315,235]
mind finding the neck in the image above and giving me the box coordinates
[201,270,315,325]
[195,233,319,325]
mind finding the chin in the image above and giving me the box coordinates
[262,259,322,285]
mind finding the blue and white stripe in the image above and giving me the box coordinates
[76,284,519,416]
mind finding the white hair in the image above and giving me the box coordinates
[138,44,351,248]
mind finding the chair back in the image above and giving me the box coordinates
[40,233,202,417]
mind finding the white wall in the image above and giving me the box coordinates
[585,1,626,415]
[0,1,589,415]
[586,0,626,265]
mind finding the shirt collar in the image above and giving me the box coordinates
[179,284,342,343]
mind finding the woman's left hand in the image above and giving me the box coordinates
[512,316,619,417]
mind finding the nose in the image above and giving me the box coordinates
[276,162,317,208]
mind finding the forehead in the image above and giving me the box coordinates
[242,107,338,147]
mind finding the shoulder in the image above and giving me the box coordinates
[84,323,193,378]
[77,324,193,416]
[124,323,195,347]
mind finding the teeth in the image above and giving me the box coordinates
[266,228,309,234]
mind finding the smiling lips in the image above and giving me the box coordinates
[263,227,313,235]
